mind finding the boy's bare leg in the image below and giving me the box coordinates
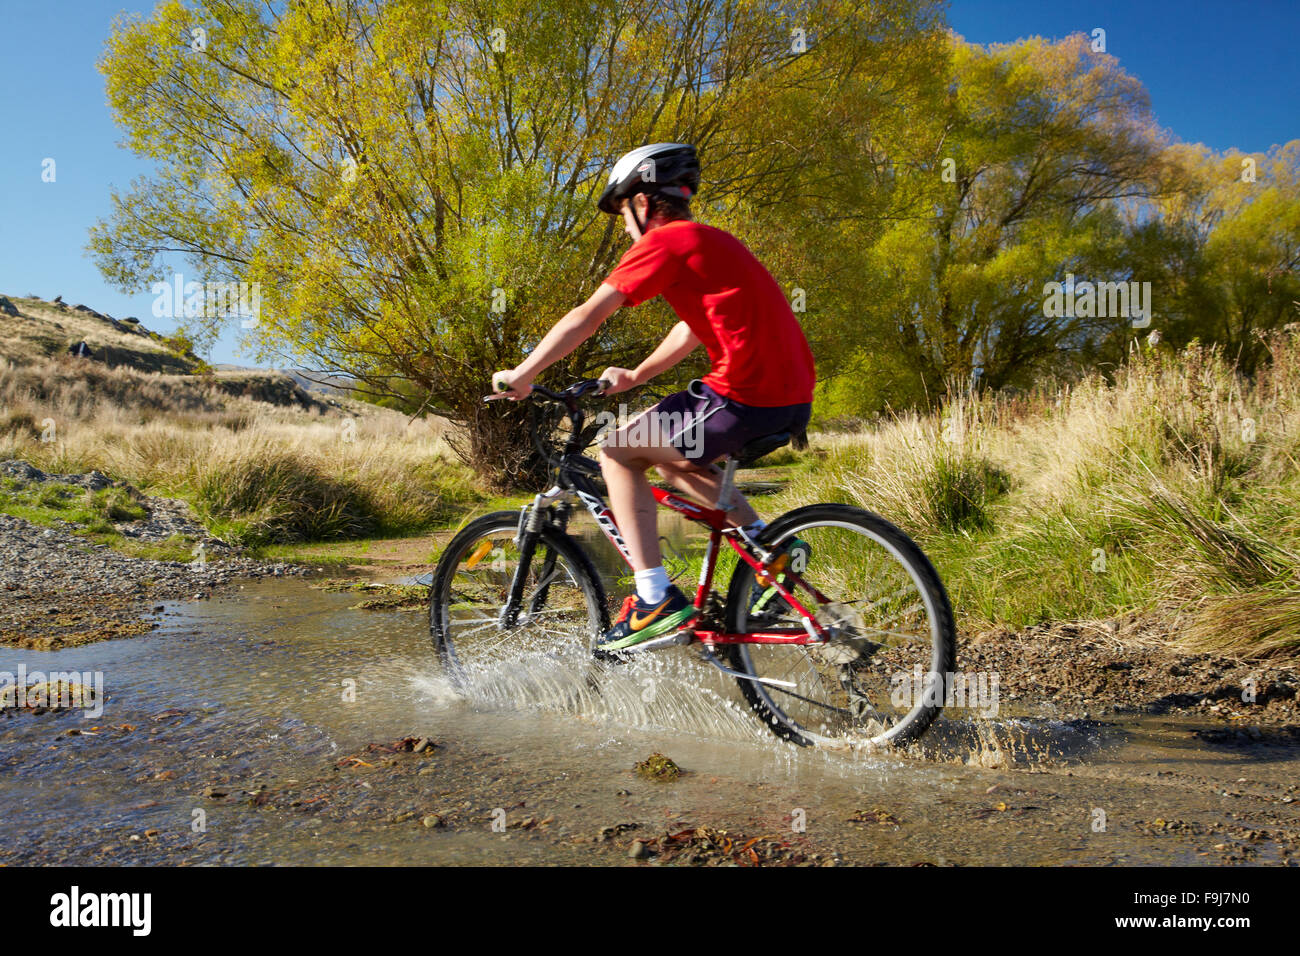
[599,410,762,572]
[653,460,760,528]
[598,439,694,571]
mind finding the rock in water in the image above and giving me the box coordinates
[633,752,682,782]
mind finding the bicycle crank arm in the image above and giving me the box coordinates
[698,645,797,689]
[605,628,695,657]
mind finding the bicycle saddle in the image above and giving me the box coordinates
[736,431,791,465]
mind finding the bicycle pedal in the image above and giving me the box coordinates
[754,554,789,588]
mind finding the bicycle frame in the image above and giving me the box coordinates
[526,458,831,646]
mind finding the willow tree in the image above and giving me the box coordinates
[809,33,1170,417]
[90,0,942,483]
[1116,141,1300,376]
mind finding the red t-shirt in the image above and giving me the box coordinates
[603,220,815,407]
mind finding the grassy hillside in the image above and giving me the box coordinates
[0,294,200,373]
[0,294,482,549]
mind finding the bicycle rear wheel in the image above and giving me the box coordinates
[723,504,956,748]
[429,511,609,700]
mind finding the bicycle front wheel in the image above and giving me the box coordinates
[723,504,956,748]
[429,511,609,700]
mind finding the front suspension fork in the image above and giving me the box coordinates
[499,499,569,628]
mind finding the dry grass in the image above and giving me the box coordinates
[0,355,479,545]
[775,327,1300,657]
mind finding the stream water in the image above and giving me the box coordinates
[1,514,1297,865]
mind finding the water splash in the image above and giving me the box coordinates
[911,714,1106,768]
[409,644,777,744]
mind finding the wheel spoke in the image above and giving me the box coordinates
[432,517,606,697]
[729,511,954,747]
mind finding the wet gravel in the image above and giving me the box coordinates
[0,462,307,649]
[964,615,1300,726]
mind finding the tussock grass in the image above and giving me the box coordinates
[775,327,1300,657]
[0,356,482,546]
[780,395,1011,535]
[1183,588,1300,658]
[192,443,379,544]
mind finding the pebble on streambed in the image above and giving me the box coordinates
[0,680,97,711]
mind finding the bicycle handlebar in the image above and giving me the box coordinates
[483,378,612,471]
[486,378,610,404]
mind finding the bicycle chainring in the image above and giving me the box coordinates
[696,592,727,631]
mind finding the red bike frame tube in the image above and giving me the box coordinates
[582,485,830,644]
[724,534,827,639]
[652,487,727,528]
[655,487,829,642]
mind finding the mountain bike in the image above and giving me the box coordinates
[428,379,956,748]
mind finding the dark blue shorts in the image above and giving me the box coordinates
[648,381,811,464]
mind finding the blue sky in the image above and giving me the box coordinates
[1,0,1297,367]
[947,0,1300,152]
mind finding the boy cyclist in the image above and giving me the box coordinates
[490,143,815,651]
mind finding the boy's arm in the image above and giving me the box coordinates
[601,321,700,395]
[490,283,627,399]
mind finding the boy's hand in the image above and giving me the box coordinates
[488,369,532,401]
[598,367,639,395]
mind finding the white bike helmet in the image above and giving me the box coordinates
[597,143,700,219]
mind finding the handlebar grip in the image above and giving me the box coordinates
[598,378,611,394]
[484,378,533,401]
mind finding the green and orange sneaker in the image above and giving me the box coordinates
[597,585,700,652]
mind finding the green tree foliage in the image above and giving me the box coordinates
[90,0,944,484]
[1116,141,1300,375]
[90,6,1300,473]
[808,33,1169,418]
[807,33,1300,421]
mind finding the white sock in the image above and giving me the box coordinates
[634,566,670,604]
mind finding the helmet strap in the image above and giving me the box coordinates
[633,193,650,236]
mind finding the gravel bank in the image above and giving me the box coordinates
[0,461,307,649]
[964,616,1300,726]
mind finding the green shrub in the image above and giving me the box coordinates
[924,453,1010,533]
[193,447,380,545]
